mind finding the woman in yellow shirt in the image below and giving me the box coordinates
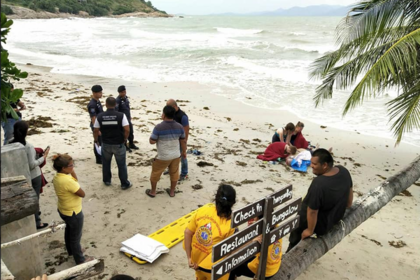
[52,154,91,264]
[184,184,237,280]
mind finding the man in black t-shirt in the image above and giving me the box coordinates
[287,148,353,252]
[87,85,104,164]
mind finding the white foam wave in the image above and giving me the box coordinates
[215,27,264,36]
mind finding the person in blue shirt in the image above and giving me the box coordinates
[116,85,139,151]
[167,99,190,181]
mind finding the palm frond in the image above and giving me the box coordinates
[336,0,405,46]
[387,80,420,144]
[343,28,420,114]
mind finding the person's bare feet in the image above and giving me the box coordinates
[82,256,95,263]
[328,147,333,153]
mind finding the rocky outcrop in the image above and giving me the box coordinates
[112,11,172,18]
[6,5,92,19]
[5,5,172,19]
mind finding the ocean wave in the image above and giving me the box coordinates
[288,32,306,36]
[215,27,264,36]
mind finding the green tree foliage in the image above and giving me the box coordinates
[1,13,28,122]
[1,5,14,15]
[310,0,420,144]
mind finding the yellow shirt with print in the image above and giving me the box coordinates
[184,204,235,267]
[53,173,82,216]
[248,239,283,277]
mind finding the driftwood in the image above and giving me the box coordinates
[1,223,66,249]
[272,155,420,280]
[1,259,14,280]
[48,259,104,280]
[0,176,38,226]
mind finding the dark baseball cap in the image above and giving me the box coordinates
[91,85,103,93]
[118,85,126,93]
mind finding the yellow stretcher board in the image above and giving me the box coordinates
[124,203,212,264]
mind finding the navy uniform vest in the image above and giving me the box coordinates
[96,109,125,144]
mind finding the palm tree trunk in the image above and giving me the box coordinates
[272,155,420,280]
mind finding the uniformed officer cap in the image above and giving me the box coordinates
[91,85,103,93]
[118,85,126,93]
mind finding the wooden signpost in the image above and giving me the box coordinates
[211,185,301,280]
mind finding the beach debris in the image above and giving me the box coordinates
[213,153,225,162]
[354,163,362,167]
[197,161,214,167]
[361,235,382,246]
[241,179,263,185]
[266,123,274,129]
[28,116,54,128]
[236,161,247,167]
[192,184,203,190]
[320,125,327,129]
[376,174,387,180]
[117,209,126,218]
[388,240,407,248]
[51,129,70,133]
[222,180,242,187]
[176,99,190,103]
[37,91,49,97]
[225,117,231,121]
[203,107,210,110]
[27,128,42,135]
[354,190,364,196]
[246,97,252,99]
[240,139,250,144]
[27,63,33,65]
[233,128,239,131]
[398,190,413,197]
[242,197,250,204]
[265,187,275,192]
[252,138,261,143]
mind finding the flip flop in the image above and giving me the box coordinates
[145,189,156,198]
[165,188,175,198]
[36,223,49,230]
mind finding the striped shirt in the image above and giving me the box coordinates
[151,120,185,160]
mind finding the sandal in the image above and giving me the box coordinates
[36,223,49,230]
[145,189,156,198]
[165,188,175,198]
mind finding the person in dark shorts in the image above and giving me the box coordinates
[87,85,104,164]
[286,148,353,252]
[116,85,139,151]
[272,122,295,144]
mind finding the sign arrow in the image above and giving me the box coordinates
[216,266,223,275]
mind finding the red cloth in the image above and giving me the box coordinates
[257,142,288,161]
[34,148,48,193]
[293,132,309,149]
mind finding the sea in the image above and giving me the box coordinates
[7,15,420,146]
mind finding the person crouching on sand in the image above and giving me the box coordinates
[184,184,236,280]
[272,122,295,144]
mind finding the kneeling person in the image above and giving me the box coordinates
[147,105,186,198]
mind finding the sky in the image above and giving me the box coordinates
[151,0,357,15]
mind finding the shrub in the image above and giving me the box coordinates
[1,6,14,15]
[113,5,136,15]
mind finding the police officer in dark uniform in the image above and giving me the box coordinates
[93,97,132,190]
[167,99,190,181]
[116,85,139,151]
[87,85,103,164]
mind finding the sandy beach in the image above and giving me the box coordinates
[2,63,419,279]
